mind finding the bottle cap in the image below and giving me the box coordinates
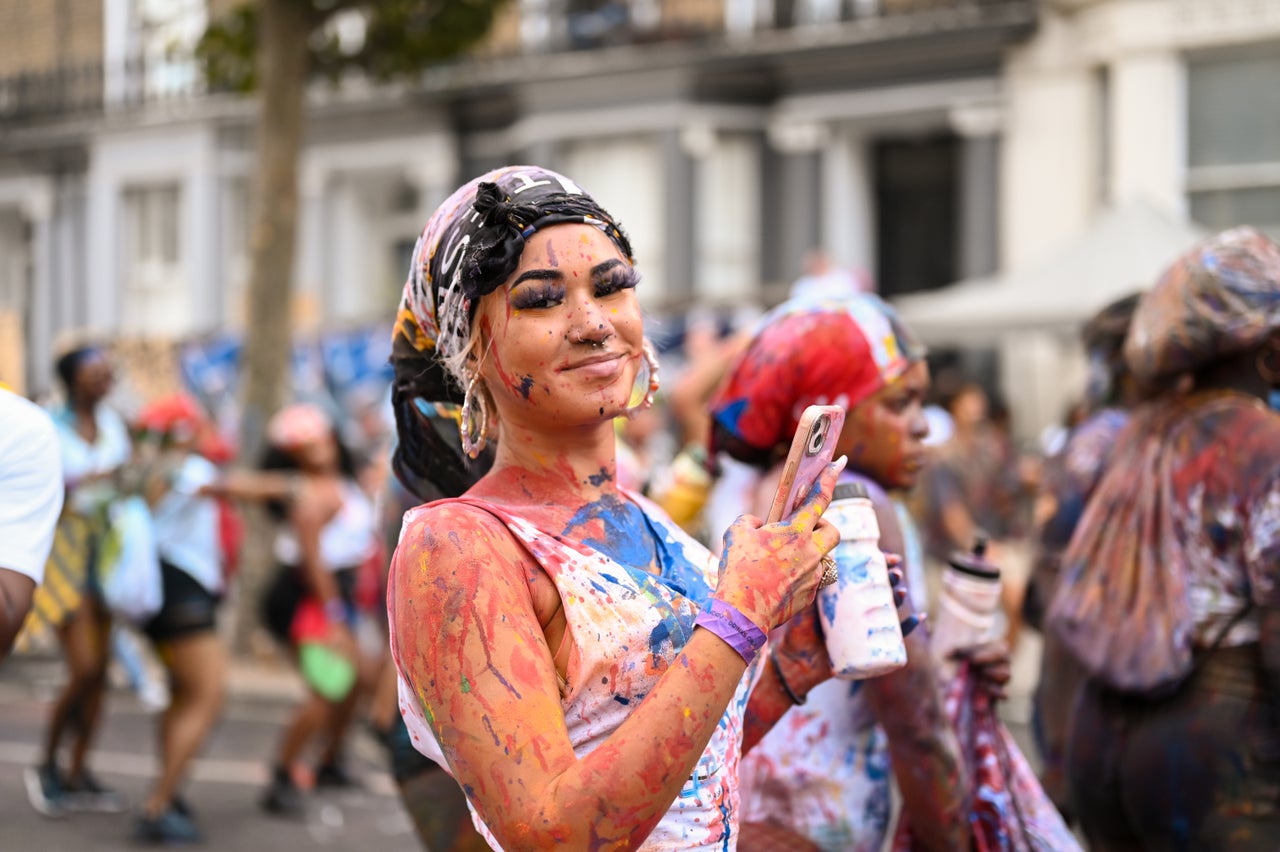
[947,533,1000,580]
[832,481,869,502]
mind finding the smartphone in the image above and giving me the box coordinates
[766,404,846,524]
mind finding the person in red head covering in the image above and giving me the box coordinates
[708,294,1046,852]
[123,393,231,843]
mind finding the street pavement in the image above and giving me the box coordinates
[0,634,1049,852]
[0,651,421,852]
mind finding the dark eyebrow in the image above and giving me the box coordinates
[510,259,625,289]
[592,259,624,277]
[510,268,563,289]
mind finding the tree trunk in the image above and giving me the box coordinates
[232,0,313,654]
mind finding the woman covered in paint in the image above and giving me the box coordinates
[387,166,843,850]
[708,296,988,851]
[1023,291,1141,820]
[1048,227,1280,849]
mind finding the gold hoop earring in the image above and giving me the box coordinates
[625,338,661,418]
[1258,346,1280,385]
[459,371,489,459]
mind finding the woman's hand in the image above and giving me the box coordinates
[887,558,924,638]
[714,459,844,634]
[951,639,1013,701]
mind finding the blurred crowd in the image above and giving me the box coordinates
[1,216,1278,851]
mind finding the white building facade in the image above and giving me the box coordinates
[0,0,1276,439]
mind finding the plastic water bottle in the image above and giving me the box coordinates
[819,481,908,680]
[931,535,1002,676]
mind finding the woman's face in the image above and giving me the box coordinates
[835,361,931,490]
[74,355,114,405]
[294,431,339,472]
[471,224,645,433]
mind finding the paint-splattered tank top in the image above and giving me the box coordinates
[394,491,759,851]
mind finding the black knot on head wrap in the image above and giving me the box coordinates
[459,180,635,312]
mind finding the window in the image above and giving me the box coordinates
[132,0,206,100]
[874,134,960,297]
[122,184,185,334]
[1186,50,1280,237]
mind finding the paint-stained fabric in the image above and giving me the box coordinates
[1124,226,1280,383]
[892,661,1083,852]
[394,492,758,851]
[1048,392,1280,693]
[1025,407,1128,812]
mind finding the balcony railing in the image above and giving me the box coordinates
[0,0,1033,124]
[0,55,203,125]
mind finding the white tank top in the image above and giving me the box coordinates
[274,480,375,571]
[392,492,759,851]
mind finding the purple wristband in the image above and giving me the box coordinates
[695,599,767,665]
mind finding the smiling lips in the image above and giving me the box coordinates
[559,351,626,381]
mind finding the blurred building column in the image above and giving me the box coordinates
[663,128,696,305]
[819,128,875,286]
[951,102,1003,280]
[764,120,826,297]
[1108,50,1185,218]
[25,187,54,395]
[1000,11,1101,272]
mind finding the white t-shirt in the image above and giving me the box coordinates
[151,454,224,594]
[0,389,65,583]
[50,403,131,514]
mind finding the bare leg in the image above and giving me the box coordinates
[277,692,329,771]
[143,630,227,817]
[65,608,111,782]
[43,605,108,773]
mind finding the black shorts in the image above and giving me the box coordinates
[261,565,357,647]
[141,560,221,643]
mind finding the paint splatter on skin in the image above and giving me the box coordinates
[388,224,847,851]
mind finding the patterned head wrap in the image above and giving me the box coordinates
[1125,227,1280,383]
[390,165,633,499]
[709,295,926,468]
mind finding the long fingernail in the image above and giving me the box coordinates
[832,455,848,474]
[901,615,920,638]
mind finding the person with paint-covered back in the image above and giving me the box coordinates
[1048,227,1280,850]
[386,166,845,850]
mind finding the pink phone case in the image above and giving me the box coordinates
[767,405,846,523]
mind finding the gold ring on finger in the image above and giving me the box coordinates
[818,555,838,589]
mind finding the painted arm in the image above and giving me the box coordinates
[393,469,840,850]
[863,494,971,852]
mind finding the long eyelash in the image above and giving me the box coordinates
[510,283,564,310]
[596,267,641,296]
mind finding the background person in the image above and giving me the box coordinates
[0,383,64,660]
[1048,227,1280,850]
[25,345,130,817]
[707,295,990,851]
[1023,291,1142,819]
[256,402,381,816]
[126,394,232,844]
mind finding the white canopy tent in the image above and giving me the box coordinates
[890,201,1207,441]
[892,200,1208,346]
